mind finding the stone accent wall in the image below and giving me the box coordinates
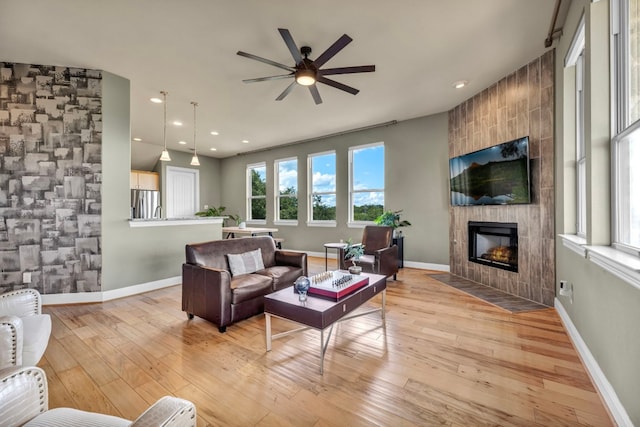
[448,51,555,306]
[0,63,102,294]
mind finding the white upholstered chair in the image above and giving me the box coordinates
[0,289,51,370]
[0,365,197,427]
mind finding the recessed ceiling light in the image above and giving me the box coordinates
[178,140,187,145]
[150,97,163,103]
[210,147,217,151]
[173,121,183,126]
[132,137,142,142]
[242,140,249,144]
[452,80,468,89]
[210,131,219,136]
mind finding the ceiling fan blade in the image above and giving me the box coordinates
[317,76,359,95]
[276,81,297,101]
[242,74,294,83]
[319,65,375,76]
[313,34,353,68]
[278,28,303,64]
[308,85,323,105]
[237,51,295,72]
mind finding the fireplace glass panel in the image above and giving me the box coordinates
[468,221,518,272]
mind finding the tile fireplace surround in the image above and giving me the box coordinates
[448,50,555,306]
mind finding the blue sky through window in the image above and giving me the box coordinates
[278,159,297,193]
[353,144,384,206]
[311,152,336,195]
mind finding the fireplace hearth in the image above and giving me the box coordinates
[468,221,518,272]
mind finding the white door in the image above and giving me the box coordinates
[166,166,200,218]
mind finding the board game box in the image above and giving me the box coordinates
[307,271,369,301]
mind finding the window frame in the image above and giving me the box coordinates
[612,0,640,255]
[348,142,385,226]
[246,161,267,224]
[565,15,586,238]
[307,150,337,227]
[274,157,298,225]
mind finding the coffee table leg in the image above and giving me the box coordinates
[320,329,325,374]
[381,289,386,320]
[265,313,272,351]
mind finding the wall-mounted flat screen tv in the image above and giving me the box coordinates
[449,136,531,206]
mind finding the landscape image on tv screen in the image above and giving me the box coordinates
[449,136,530,206]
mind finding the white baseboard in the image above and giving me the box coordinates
[404,261,449,272]
[554,298,633,427]
[42,276,181,305]
[308,251,450,272]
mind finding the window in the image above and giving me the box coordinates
[613,0,640,253]
[247,162,266,222]
[576,51,587,237]
[275,157,298,223]
[565,15,586,237]
[308,151,336,223]
[349,142,384,223]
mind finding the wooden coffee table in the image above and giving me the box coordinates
[264,272,387,374]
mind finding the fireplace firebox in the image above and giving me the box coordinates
[468,221,518,272]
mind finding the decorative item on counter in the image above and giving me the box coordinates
[294,276,311,302]
[194,206,241,226]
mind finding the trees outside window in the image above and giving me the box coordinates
[247,163,266,221]
[308,151,336,223]
[275,158,298,222]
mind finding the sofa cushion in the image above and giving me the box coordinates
[186,236,277,270]
[227,249,265,276]
[256,265,305,291]
[21,314,51,366]
[230,274,273,304]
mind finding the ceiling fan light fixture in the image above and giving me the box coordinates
[296,69,316,86]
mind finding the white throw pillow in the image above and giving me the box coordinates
[227,248,265,276]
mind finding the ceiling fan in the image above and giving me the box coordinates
[237,28,375,105]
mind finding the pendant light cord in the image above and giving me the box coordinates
[192,101,198,156]
[162,91,168,151]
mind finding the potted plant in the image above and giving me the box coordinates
[195,206,241,227]
[344,238,365,274]
[374,209,412,237]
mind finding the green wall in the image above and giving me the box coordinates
[219,113,450,266]
[554,0,639,423]
[101,72,222,291]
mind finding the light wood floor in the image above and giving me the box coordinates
[40,257,613,426]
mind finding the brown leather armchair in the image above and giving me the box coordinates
[339,225,399,279]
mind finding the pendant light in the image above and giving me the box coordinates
[159,91,171,162]
[190,101,200,166]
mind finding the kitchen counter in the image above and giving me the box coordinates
[128,217,224,228]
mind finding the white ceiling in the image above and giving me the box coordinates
[0,0,559,169]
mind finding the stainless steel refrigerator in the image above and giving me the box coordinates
[131,189,161,219]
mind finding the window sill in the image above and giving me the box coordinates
[247,220,266,226]
[274,220,298,226]
[587,246,640,291]
[559,234,587,257]
[559,234,640,291]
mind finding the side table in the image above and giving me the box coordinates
[393,235,404,268]
[323,242,347,271]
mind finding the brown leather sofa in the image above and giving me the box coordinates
[339,225,399,279]
[182,236,307,332]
